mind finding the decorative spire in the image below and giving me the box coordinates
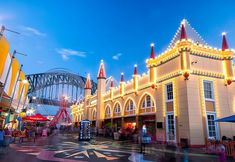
[222,32,229,51]
[150,43,155,59]
[110,77,114,88]
[120,72,124,82]
[180,20,187,40]
[84,73,92,89]
[97,60,106,79]
[134,64,137,75]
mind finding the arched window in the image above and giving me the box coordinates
[105,106,111,118]
[113,103,121,117]
[142,95,154,108]
[125,99,135,115]
[126,100,135,111]
[140,94,155,113]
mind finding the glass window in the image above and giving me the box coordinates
[166,114,175,141]
[115,104,120,113]
[203,81,214,100]
[105,107,110,115]
[206,113,217,139]
[142,95,154,108]
[166,83,173,101]
[142,100,146,108]
[126,100,135,112]
[130,100,134,110]
[146,95,151,107]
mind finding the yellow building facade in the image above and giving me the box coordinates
[71,20,235,147]
[0,31,29,125]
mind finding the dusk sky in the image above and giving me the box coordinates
[1,0,235,82]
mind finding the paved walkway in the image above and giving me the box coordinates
[0,133,233,162]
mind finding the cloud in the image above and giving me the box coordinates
[56,48,87,61]
[37,60,44,64]
[0,13,13,26]
[23,26,46,36]
[112,53,122,60]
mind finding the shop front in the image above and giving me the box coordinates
[123,116,136,129]
[103,118,111,128]
[139,114,156,141]
[113,117,121,132]
[0,92,11,126]
[90,120,96,127]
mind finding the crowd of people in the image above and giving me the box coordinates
[0,122,59,148]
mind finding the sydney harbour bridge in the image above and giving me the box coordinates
[25,68,97,117]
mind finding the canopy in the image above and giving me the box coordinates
[23,114,50,122]
[215,115,235,123]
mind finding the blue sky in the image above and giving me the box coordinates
[1,0,235,82]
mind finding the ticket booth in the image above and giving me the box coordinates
[79,120,91,140]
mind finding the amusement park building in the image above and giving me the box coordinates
[71,19,235,146]
[0,30,29,126]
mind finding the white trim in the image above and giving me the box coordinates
[125,100,135,112]
[203,80,215,101]
[205,112,219,140]
[141,95,154,109]
[166,112,176,142]
[165,83,173,102]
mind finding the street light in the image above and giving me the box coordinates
[0,25,20,38]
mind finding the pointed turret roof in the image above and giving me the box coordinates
[84,73,92,89]
[222,32,229,51]
[180,21,187,40]
[168,19,207,49]
[110,78,114,88]
[120,73,124,82]
[134,64,137,75]
[150,43,155,59]
[97,60,106,79]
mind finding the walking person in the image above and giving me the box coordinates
[216,141,226,162]
[0,126,5,152]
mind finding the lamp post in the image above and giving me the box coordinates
[0,26,5,37]
[0,25,20,38]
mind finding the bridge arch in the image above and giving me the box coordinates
[26,69,97,107]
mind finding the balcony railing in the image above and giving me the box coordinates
[139,106,155,114]
[113,112,121,117]
[124,110,135,116]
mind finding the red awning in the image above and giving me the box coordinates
[23,114,50,121]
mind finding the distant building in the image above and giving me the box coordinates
[71,19,235,147]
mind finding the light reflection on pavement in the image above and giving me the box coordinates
[1,133,232,162]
